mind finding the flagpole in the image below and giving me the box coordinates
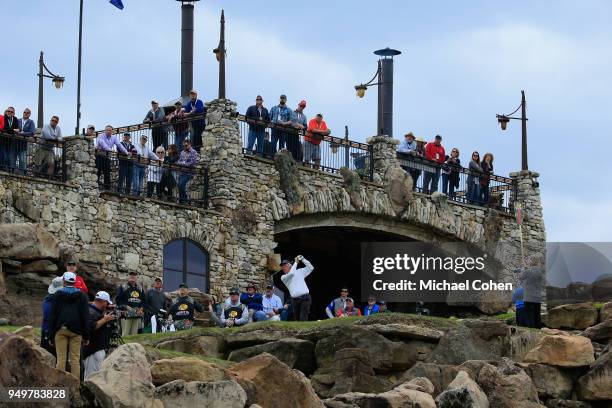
[75,0,84,136]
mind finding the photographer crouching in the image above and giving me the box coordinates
[83,291,115,379]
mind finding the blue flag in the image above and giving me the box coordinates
[109,0,124,10]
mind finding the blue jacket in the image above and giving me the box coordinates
[41,294,54,332]
[512,286,525,310]
[363,303,380,316]
[19,118,36,136]
[240,292,263,311]
[184,99,206,125]
[269,105,294,125]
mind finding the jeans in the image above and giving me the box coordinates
[468,181,481,204]
[481,184,490,205]
[132,165,145,196]
[423,169,440,193]
[178,173,193,203]
[152,127,167,150]
[191,121,205,151]
[271,129,287,154]
[117,160,133,194]
[441,173,455,196]
[147,181,161,198]
[252,310,268,322]
[54,328,82,379]
[16,148,27,173]
[247,128,265,155]
[291,294,311,321]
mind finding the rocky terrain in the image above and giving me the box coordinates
[1,304,611,408]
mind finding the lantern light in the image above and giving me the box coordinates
[355,85,367,98]
[497,115,509,131]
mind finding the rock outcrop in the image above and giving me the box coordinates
[435,370,489,408]
[576,350,612,401]
[228,337,316,375]
[150,357,232,386]
[523,333,595,367]
[546,303,599,330]
[154,379,247,408]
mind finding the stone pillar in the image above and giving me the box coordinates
[63,136,97,191]
[510,170,546,243]
[367,135,400,180]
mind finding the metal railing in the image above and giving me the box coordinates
[92,112,207,152]
[0,132,66,182]
[397,152,515,212]
[237,115,374,181]
[95,149,208,208]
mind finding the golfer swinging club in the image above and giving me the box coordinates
[280,255,314,321]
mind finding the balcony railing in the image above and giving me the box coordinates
[397,152,515,212]
[0,132,66,182]
[95,149,208,208]
[237,115,374,181]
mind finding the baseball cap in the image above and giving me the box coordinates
[154,277,163,282]
[299,100,307,107]
[256,95,263,100]
[280,259,291,265]
[346,297,354,303]
[229,287,240,295]
[87,125,95,130]
[63,271,76,284]
[66,259,77,266]
[128,271,138,276]
[123,132,131,138]
[435,134,443,140]
[95,291,113,305]
[151,100,159,104]
[405,132,415,139]
[48,276,64,294]
[280,94,287,99]
[178,283,188,288]
[266,284,274,290]
[190,89,197,94]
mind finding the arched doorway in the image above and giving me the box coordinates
[163,238,209,292]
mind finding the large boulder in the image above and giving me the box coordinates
[576,350,612,401]
[323,380,436,408]
[544,400,594,408]
[581,319,612,342]
[600,301,612,321]
[426,326,506,365]
[362,323,443,341]
[463,318,511,340]
[477,359,543,408]
[230,353,324,408]
[0,333,82,406]
[228,338,316,375]
[150,357,232,386]
[84,343,162,408]
[395,362,459,397]
[435,370,489,408]
[546,303,598,330]
[154,379,247,408]
[522,363,574,400]
[155,334,225,358]
[523,334,595,367]
[0,223,59,260]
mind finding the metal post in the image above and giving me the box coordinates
[376,60,383,135]
[521,90,528,171]
[379,58,394,137]
[181,3,195,99]
[344,125,349,168]
[217,10,226,99]
[37,51,44,129]
[75,0,83,135]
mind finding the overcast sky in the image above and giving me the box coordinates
[2,0,611,241]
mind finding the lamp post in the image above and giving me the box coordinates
[496,90,529,171]
[213,9,226,99]
[37,51,65,129]
[354,47,401,137]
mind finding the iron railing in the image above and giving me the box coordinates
[0,132,66,182]
[237,114,374,181]
[397,152,515,212]
[95,149,208,208]
[92,112,207,152]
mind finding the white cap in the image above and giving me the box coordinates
[48,276,64,294]
[63,271,77,284]
[94,291,112,305]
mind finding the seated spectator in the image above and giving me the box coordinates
[147,146,166,199]
[304,113,330,170]
[132,134,158,197]
[169,283,204,330]
[160,144,180,199]
[221,287,249,328]
[363,295,380,316]
[262,284,285,321]
[240,283,266,322]
[441,148,461,197]
[117,133,137,194]
[96,125,128,189]
[337,298,361,317]
[325,286,349,318]
[36,115,62,176]
[177,139,198,204]
[167,102,189,146]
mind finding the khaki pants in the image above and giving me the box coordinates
[121,318,140,337]
[54,328,82,379]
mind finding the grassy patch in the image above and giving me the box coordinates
[593,302,606,309]
[493,312,516,321]
[0,325,41,337]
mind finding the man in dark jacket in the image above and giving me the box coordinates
[240,283,266,322]
[169,283,203,330]
[145,277,170,333]
[245,95,270,156]
[48,272,90,380]
[115,271,146,336]
[83,291,115,379]
[41,276,64,355]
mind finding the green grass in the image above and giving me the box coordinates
[593,302,606,309]
[493,312,516,321]
[0,325,41,337]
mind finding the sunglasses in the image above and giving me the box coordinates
[51,119,58,123]
[7,110,15,114]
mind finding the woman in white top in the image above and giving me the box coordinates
[147,146,165,198]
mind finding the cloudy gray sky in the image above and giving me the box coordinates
[2,0,611,241]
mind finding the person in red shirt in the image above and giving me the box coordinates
[304,113,330,170]
[337,298,361,317]
[66,259,88,295]
[423,134,445,194]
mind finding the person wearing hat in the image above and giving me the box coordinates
[280,255,315,321]
[221,287,249,327]
[115,271,146,336]
[132,134,158,197]
[143,100,167,149]
[168,283,204,330]
[85,124,95,138]
[337,297,361,317]
[117,132,137,195]
[47,271,90,380]
[65,259,88,294]
[378,300,391,313]
[289,100,308,161]
[262,284,284,321]
[145,277,170,333]
[95,125,128,189]
[83,291,115,379]
[363,295,380,316]
[166,101,189,146]
[183,90,206,150]
[325,286,350,319]
[269,94,294,155]
[240,283,266,322]
[245,95,270,156]
[41,276,64,355]
[398,132,420,190]
[423,134,446,194]
[304,113,330,170]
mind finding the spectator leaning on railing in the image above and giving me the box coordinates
[423,134,445,194]
[117,133,137,195]
[480,153,494,205]
[270,94,294,155]
[147,146,166,199]
[397,132,420,190]
[96,125,128,189]
[143,100,167,149]
[441,148,461,197]
[14,108,35,174]
[245,95,270,156]
[467,151,483,204]
[177,139,198,204]
[304,113,330,170]
[289,100,308,161]
[36,115,62,176]
[160,144,180,199]
[167,102,189,147]
[183,90,206,151]
[2,106,20,170]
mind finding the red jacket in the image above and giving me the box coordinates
[0,115,4,130]
[425,142,445,164]
[338,307,362,317]
[75,275,88,294]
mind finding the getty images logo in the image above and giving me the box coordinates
[372,253,488,275]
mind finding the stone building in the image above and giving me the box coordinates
[0,99,545,320]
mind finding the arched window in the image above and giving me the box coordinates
[163,238,209,292]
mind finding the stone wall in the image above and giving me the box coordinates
[0,98,546,301]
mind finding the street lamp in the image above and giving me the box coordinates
[496,90,529,171]
[354,47,401,137]
[213,9,226,99]
[37,51,65,129]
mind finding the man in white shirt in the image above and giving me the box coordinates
[280,255,314,321]
[262,284,284,321]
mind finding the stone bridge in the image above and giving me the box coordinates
[0,99,545,316]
